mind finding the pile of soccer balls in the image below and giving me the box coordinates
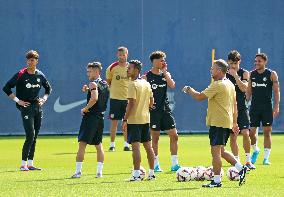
[176,166,240,182]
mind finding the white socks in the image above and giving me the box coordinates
[133,170,140,177]
[245,153,251,163]
[21,160,27,166]
[110,142,115,148]
[76,162,83,173]
[155,155,179,167]
[149,169,154,177]
[97,162,103,174]
[252,144,260,152]
[154,156,160,167]
[235,162,243,172]
[214,175,221,183]
[171,155,178,166]
[28,160,33,166]
[234,156,240,162]
[264,148,271,160]
[124,141,129,148]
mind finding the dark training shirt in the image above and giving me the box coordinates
[3,68,52,104]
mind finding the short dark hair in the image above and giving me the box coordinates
[87,61,102,72]
[214,59,229,73]
[228,50,241,62]
[117,46,128,53]
[129,60,142,72]
[26,50,39,59]
[255,53,268,62]
[149,51,166,62]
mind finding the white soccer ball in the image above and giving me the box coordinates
[195,166,206,181]
[188,167,197,181]
[204,166,225,181]
[176,167,191,182]
[204,166,214,181]
[227,167,240,181]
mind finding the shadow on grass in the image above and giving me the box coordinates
[66,182,95,185]
[103,172,130,176]
[136,187,200,192]
[163,171,176,174]
[15,178,71,182]
[0,170,18,173]
[53,152,95,155]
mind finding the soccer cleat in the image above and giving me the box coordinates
[202,181,222,188]
[154,165,163,172]
[147,175,156,181]
[123,146,131,151]
[171,164,181,172]
[251,150,260,164]
[238,166,248,186]
[109,147,115,152]
[129,175,142,182]
[96,172,103,178]
[71,171,82,178]
[28,166,42,171]
[20,165,29,171]
[263,159,271,165]
[245,162,256,170]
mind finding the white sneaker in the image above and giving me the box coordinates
[128,175,142,182]
[20,165,29,171]
[71,171,82,178]
[96,172,103,178]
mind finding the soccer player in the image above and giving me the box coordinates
[106,46,131,151]
[2,50,52,171]
[226,50,256,170]
[71,62,109,178]
[143,51,180,172]
[182,59,248,187]
[247,53,280,165]
[121,60,155,181]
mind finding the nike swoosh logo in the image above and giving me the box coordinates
[54,97,86,113]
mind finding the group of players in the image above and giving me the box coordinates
[182,51,280,187]
[2,47,280,188]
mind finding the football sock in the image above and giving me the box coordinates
[97,162,103,174]
[149,169,154,177]
[21,160,27,166]
[154,155,160,167]
[245,153,251,163]
[76,162,83,173]
[171,155,178,166]
[213,175,221,183]
[133,170,140,177]
[252,144,260,152]
[28,160,33,166]
[110,142,115,148]
[234,156,240,162]
[124,141,129,147]
[235,162,243,172]
[264,148,271,160]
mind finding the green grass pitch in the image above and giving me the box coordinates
[0,134,284,196]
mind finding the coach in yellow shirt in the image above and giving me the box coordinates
[121,60,155,181]
[106,46,130,151]
[182,59,248,188]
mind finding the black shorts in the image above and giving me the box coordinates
[109,99,127,120]
[78,113,104,145]
[209,126,231,146]
[150,111,176,131]
[237,109,250,131]
[249,108,273,127]
[127,123,151,143]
